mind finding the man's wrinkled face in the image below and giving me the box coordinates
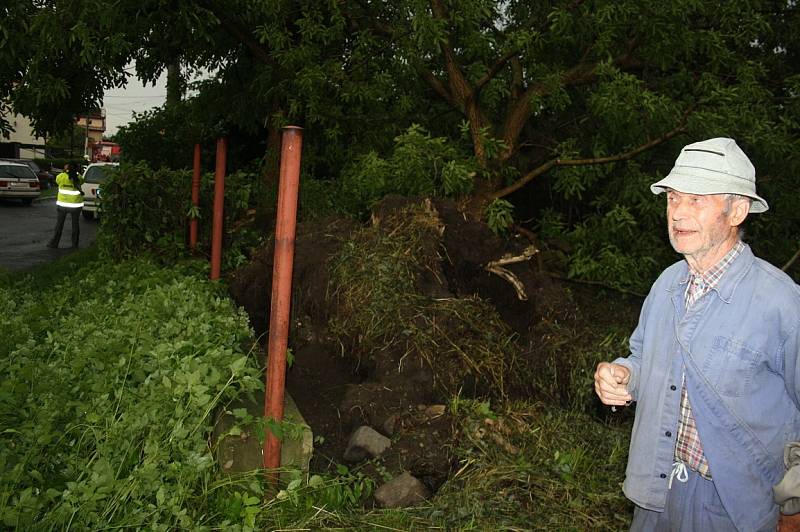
[666,190,744,270]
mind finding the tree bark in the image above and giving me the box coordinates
[166,63,183,107]
[262,106,284,190]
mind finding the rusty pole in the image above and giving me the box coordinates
[209,138,226,280]
[189,143,201,250]
[263,126,303,475]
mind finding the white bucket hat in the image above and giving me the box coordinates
[650,137,769,213]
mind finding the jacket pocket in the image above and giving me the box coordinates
[702,336,761,397]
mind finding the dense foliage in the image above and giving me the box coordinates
[0,256,263,528]
[3,0,799,290]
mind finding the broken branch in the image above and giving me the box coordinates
[485,245,540,268]
[492,115,689,199]
[782,244,800,272]
[484,246,539,300]
[486,265,528,301]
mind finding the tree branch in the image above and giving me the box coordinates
[203,2,280,70]
[430,0,473,105]
[546,272,647,298]
[417,67,458,108]
[339,0,394,37]
[429,0,491,167]
[782,245,800,272]
[500,38,641,162]
[492,115,689,199]
[509,56,523,101]
[475,49,518,94]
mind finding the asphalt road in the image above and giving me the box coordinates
[0,197,98,271]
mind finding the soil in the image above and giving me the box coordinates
[227,197,609,495]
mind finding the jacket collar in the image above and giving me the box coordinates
[666,242,755,304]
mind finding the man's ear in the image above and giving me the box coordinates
[728,198,750,227]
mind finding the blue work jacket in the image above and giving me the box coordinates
[614,244,800,531]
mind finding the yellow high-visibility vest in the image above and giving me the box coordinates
[56,172,84,208]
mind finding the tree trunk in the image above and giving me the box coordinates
[166,63,183,107]
[262,125,281,189]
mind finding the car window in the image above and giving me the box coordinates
[84,165,116,183]
[0,164,36,179]
[0,159,37,171]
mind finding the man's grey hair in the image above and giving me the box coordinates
[722,193,752,214]
[724,193,751,239]
[725,193,752,208]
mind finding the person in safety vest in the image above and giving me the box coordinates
[47,163,84,248]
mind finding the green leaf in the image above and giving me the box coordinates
[229,356,248,373]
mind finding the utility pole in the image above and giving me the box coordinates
[84,117,90,161]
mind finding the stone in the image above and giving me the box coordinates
[343,426,391,462]
[211,392,312,481]
[424,404,446,418]
[382,414,400,436]
[374,472,431,508]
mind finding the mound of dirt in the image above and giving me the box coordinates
[228,197,566,494]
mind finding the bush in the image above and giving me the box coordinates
[98,161,269,269]
[97,162,192,260]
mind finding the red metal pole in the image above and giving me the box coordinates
[210,138,226,280]
[190,143,201,250]
[263,126,303,475]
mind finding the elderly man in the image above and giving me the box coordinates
[594,138,800,531]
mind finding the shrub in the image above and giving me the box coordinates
[98,162,269,269]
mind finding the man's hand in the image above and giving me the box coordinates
[779,513,800,532]
[594,362,632,406]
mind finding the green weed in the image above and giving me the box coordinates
[0,256,262,529]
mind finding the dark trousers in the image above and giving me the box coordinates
[630,467,777,532]
[49,206,81,248]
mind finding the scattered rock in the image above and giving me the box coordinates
[374,472,431,508]
[382,414,400,436]
[343,426,391,462]
[424,404,446,419]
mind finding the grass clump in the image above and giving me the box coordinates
[527,287,639,415]
[431,399,633,531]
[328,202,519,396]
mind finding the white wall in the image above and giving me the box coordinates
[5,113,44,145]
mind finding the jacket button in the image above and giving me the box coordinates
[665,431,672,437]
[660,473,667,478]
[670,385,677,391]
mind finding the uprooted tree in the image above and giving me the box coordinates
[3,0,799,288]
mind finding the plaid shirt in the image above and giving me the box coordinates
[674,240,745,479]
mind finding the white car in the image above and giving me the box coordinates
[80,162,119,219]
[0,161,41,205]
